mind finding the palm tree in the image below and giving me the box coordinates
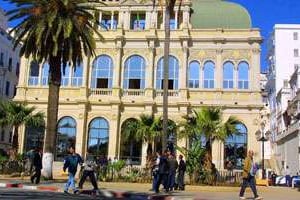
[6,0,101,178]
[178,107,241,169]
[121,115,162,159]
[0,101,44,153]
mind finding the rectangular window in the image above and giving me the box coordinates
[0,52,3,66]
[161,80,174,90]
[294,32,298,40]
[97,78,108,88]
[8,57,12,71]
[5,81,10,96]
[128,79,140,89]
[16,62,20,77]
[294,49,299,57]
[130,12,146,30]
[8,131,12,143]
[0,130,4,141]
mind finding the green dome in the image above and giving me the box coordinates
[190,0,252,29]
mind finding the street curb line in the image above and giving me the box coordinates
[0,182,60,192]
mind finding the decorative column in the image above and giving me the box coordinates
[110,11,114,30]
[179,40,188,100]
[175,10,178,29]
[215,49,223,89]
[112,40,123,97]
[98,11,102,30]
[145,11,151,30]
[251,44,261,91]
[182,6,190,28]
[108,105,121,159]
[145,40,155,98]
[80,56,90,97]
[38,61,43,86]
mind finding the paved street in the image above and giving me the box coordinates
[0,183,299,200]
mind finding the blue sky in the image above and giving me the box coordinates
[1,0,300,71]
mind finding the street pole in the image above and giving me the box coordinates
[262,138,265,179]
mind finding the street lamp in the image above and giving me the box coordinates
[255,122,271,179]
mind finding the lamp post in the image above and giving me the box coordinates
[256,122,271,179]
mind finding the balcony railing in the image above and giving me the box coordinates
[156,90,179,97]
[276,121,300,142]
[123,89,144,96]
[90,88,112,96]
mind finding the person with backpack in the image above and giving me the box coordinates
[63,146,83,194]
[177,154,186,190]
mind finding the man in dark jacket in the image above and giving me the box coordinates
[63,146,83,194]
[155,150,169,193]
[167,154,178,191]
[30,147,42,184]
[177,154,186,190]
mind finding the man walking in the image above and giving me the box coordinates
[155,150,169,193]
[285,166,291,187]
[30,147,42,184]
[78,155,100,193]
[177,155,186,190]
[239,150,262,200]
[167,153,178,191]
[63,146,83,194]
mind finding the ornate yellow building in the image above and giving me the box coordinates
[15,0,264,171]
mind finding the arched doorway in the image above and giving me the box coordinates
[87,117,109,159]
[120,118,142,165]
[224,123,247,170]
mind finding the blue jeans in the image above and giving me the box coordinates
[168,171,176,190]
[239,176,258,198]
[152,173,158,190]
[65,173,76,192]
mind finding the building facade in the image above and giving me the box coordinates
[266,24,300,174]
[0,8,20,153]
[15,0,264,171]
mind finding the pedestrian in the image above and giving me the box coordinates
[150,151,160,191]
[167,153,178,191]
[155,150,169,193]
[78,154,100,193]
[211,163,218,186]
[30,147,42,184]
[285,166,291,187]
[177,154,186,190]
[26,148,35,175]
[239,150,262,200]
[271,171,277,186]
[63,146,83,194]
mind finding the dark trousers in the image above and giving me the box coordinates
[239,176,258,198]
[286,175,291,187]
[155,173,168,193]
[78,170,98,190]
[31,168,41,184]
[152,173,159,190]
[167,171,176,190]
[177,170,185,189]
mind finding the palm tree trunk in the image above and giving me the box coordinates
[42,55,62,179]
[162,1,173,151]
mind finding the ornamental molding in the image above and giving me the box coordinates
[94,48,119,58]
[222,50,251,62]
[189,49,217,62]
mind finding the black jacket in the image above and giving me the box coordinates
[158,156,169,174]
[178,159,186,172]
[33,152,42,170]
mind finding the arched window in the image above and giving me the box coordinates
[120,118,142,165]
[223,61,234,89]
[123,55,146,89]
[188,61,200,88]
[71,63,83,87]
[156,56,179,90]
[61,64,71,87]
[238,62,249,89]
[41,62,49,86]
[91,55,113,89]
[28,61,39,86]
[24,123,45,152]
[88,118,109,157]
[203,61,215,89]
[224,123,247,170]
[56,117,76,161]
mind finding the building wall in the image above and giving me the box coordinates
[0,8,20,153]
[15,2,264,170]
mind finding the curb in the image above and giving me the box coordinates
[0,182,60,192]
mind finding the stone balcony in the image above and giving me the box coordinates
[276,121,300,142]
